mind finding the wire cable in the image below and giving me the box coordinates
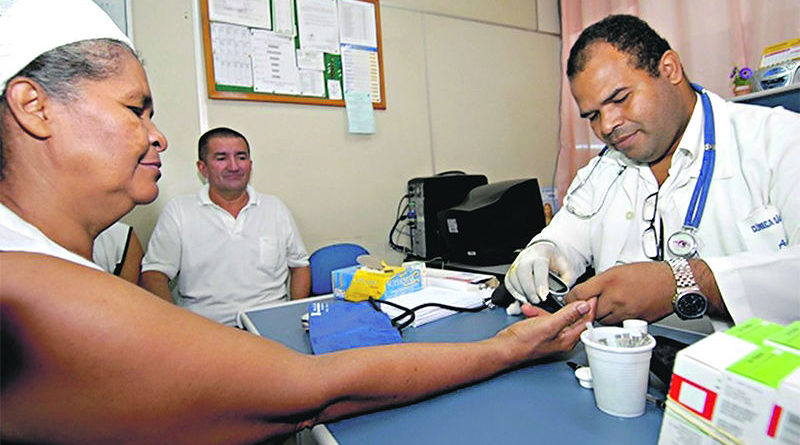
[388,194,414,254]
[367,297,488,332]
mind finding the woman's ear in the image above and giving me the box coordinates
[659,49,685,85]
[4,78,54,139]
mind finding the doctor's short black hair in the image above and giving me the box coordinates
[198,127,250,161]
[567,14,671,79]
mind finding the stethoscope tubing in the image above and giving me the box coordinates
[683,84,716,230]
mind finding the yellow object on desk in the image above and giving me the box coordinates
[332,260,424,302]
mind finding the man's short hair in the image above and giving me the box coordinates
[566,14,671,79]
[198,127,250,162]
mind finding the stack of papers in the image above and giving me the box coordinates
[425,268,497,291]
[381,286,492,327]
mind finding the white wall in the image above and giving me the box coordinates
[124,0,562,264]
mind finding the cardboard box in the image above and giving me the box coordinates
[332,265,423,302]
[726,318,785,346]
[658,319,800,445]
[765,321,800,356]
[718,347,800,443]
[773,369,800,441]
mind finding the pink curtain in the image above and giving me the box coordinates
[555,0,800,204]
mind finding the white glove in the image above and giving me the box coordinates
[505,241,572,306]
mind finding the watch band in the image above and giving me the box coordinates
[667,257,707,319]
[668,257,699,296]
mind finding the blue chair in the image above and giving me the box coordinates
[309,243,369,295]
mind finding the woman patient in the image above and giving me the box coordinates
[0,1,595,443]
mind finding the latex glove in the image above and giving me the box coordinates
[505,241,572,305]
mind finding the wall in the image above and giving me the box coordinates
[124,0,562,264]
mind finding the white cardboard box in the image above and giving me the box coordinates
[765,321,800,356]
[658,320,800,445]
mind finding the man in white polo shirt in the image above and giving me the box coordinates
[140,127,311,326]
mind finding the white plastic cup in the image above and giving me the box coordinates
[580,326,656,418]
[623,319,648,336]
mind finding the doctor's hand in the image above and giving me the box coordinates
[505,241,573,306]
[565,262,674,325]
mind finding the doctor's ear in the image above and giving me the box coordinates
[659,50,685,85]
[3,77,54,139]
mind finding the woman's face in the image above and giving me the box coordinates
[49,50,167,218]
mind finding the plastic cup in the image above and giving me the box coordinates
[623,319,648,336]
[580,326,656,418]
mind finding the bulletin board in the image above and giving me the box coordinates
[200,0,386,109]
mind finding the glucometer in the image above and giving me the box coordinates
[546,272,569,307]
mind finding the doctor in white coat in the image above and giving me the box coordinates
[505,15,800,331]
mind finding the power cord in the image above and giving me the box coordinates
[388,193,414,254]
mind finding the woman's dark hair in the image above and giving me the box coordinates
[567,14,671,79]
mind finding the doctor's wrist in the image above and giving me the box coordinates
[687,259,729,320]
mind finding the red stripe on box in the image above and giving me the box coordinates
[669,374,718,420]
[767,405,783,438]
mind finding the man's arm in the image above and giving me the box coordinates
[690,259,728,318]
[139,269,173,303]
[565,260,730,325]
[139,201,182,302]
[117,230,144,285]
[1,251,593,445]
[289,266,311,299]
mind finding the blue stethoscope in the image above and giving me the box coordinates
[563,83,715,259]
[666,83,716,258]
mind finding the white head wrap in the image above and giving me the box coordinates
[0,0,134,91]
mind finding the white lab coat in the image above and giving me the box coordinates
[535,90,800,329]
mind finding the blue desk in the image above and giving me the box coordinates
[241,297,704,444]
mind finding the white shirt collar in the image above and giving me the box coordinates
[677,91,704,162]
[0,202,102,270]
[198,184,260,208]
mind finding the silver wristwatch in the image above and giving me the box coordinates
[667,258,708,320]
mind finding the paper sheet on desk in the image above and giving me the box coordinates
[425,268,495,286]
[382,287,492,327]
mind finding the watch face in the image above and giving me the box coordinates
[675,292,707,319]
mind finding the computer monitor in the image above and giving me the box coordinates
[436,178,546,265]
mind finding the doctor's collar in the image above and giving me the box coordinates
[674,90,706,162]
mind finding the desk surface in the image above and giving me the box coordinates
[242,298,703,445]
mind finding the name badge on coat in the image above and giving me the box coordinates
[737,204,788,252]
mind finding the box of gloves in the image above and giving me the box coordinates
[332,257,423,302]
[657,318,800,445]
